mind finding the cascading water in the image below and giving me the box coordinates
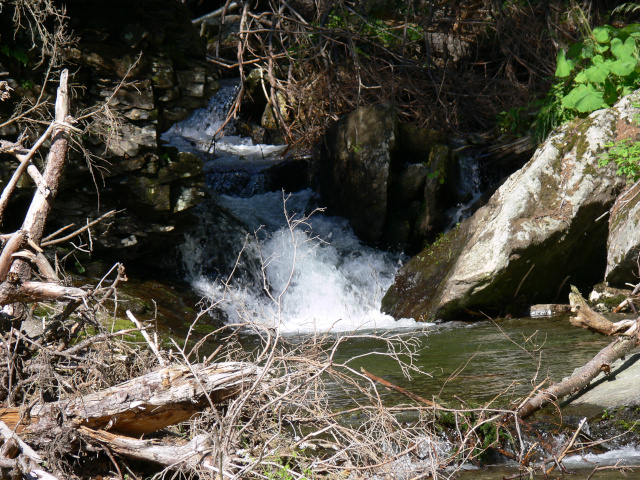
[163,82,419,333]
[162,83,640,476]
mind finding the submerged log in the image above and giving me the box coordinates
[0,362,264,436]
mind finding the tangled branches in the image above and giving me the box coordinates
[206,0,614,149]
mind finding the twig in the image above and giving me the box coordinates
[361,368,442,408]
[41,210,119,246]
[126,310,168,366]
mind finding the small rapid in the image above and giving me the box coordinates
[163,80,419,333]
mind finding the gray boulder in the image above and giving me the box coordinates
[567,353,640,408]
[383,94,632,321]
[606,181,640,286]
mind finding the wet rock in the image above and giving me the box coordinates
[413,144,457,242]
[529,304,571,317]
[383,92,634,321]
[0,0,219,270]
[312,105,456,251]
[312,104,398,245]
[589,283,633,313]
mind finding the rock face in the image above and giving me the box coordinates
[606,178,640,286]
[0,0,216,269]
[311,104,454,251]
[568,354,640,408]
[383,95,632,321]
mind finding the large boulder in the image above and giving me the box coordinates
[383,94,633,321]
[607,182,640,286]
[604,101,640,286]
[313,104,398,245]
[311,104,454,251]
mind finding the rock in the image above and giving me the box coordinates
[589,283,633,313]
[0,0,219,271]
[529,304,571,317]
[395,163,428,203]
[312,104,398,245]
[413,144,457,241]
[568,353,640,408]
[607,181,640,286]
[383,93,633,321]
[312,105,456,250]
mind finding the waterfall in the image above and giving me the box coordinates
[163,81,420,333]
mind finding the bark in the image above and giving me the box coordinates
[0,362,264,436]
[0,281,85,305]
[569,286,633,335]
[1,70,72,320]
[516,322,639,418]
[79,427,220,470]
[0,231,26,282]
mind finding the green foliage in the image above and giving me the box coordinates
[497,106,530,136]
[324,8,423,51]
[0,44,29,66]
[535,23,640,140]
[598,137,640,182]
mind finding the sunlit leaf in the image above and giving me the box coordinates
[562,84,605,112]
[593,26,611,43]
[611,36,637,59]
[555,50,574,77]
[609,57,637,76]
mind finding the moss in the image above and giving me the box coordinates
[381,222,470,321]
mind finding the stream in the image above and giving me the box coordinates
[160,81,640,478]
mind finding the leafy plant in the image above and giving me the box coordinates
[535,23,640,140]
[0,44,29,66]
[598,137,640,183]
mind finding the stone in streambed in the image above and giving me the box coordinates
[383,91,636,321]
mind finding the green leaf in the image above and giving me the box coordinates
[595,43,610,53]
[584,61,610,84]
[611,37,637,59]
[562,84,605,112]
[610,57,637,76]
[574,71,588,83]
[555,50,575,77]
[593,26,611,43]
[568,42,585,59]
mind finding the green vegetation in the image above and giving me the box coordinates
[0,43,29,66]
[535,23,640,140]
[599,136,640,182]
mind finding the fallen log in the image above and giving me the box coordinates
[0,281,86,305]
[0,362,264,436]
[516,322,639,418]
[79,427,219,470]
[569,286,633,335]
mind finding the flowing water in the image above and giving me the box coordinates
[162,83,640,477]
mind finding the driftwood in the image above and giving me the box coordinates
[0,362,263,436]
[1,69,73,321]
[79,427,219,470]
[0,362,262,435]
[568,286,634,335]
[516,321,639,418]
[0,281,86,305]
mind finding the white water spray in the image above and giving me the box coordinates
[183,191,419,333]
